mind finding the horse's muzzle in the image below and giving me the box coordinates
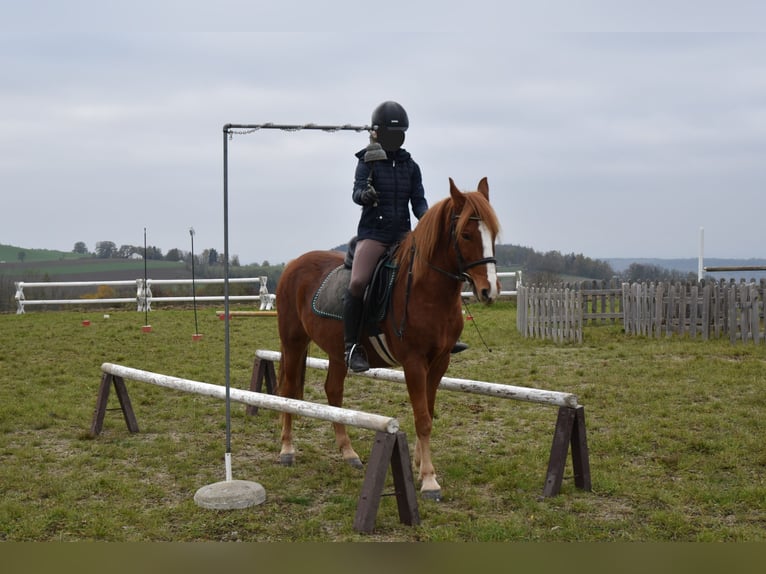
[469,278,499,304]
[478,286,497,304]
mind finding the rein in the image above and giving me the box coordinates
[392,243,416,339]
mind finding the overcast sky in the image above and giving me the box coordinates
[2,3,765,265]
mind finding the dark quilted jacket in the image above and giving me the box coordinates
[352,147,429,244]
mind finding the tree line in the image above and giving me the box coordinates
[494,246,698,284]
[77,240,699,285]
[73,241,238,267]
[494,244,615,283]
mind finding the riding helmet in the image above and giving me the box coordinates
[371,101,408,151]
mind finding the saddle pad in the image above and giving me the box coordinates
[311,265,349,320]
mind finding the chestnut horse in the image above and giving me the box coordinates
[275,177,501,499]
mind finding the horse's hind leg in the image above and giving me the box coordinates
[325,357,362,469]
[278,344,308,466]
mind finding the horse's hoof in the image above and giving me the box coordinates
[279,453,294,467]
[421,489,442,501]
[345,457,364,470]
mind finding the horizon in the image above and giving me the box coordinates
[3,241,766,270]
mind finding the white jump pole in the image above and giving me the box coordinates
[101,363,399,434]
[254,350,578,409]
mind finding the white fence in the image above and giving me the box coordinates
[15,269,518,314]
[14,276,272,314]
[461,270,521,299]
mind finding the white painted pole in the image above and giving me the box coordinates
[254,350,578,409]
[17,278,263,288]
[147,277,262,286]
[697,227,705,281]
[101,363,399,434]
[17,280,137,288]
[462,271,519,297]
[20,298,138,306]
[224,452,233,482]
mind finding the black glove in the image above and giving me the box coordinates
[360,184,379,206]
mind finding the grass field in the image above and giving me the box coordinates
[1,301,765,542]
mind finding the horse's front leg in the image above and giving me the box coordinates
[404,362,442,500]
[325,358,363,468]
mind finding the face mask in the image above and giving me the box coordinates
[376,129,405,151]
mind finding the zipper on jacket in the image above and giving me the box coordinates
[392,159,398,218]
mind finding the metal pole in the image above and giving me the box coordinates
[223,129,232,471]
[190,227,199,335]
[220,121,370,482]
[697,227,705,281]
[143,227,149,326]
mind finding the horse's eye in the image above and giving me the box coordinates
[461,232,471,241]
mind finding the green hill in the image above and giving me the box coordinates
[0,244,191,300]
[0,244,81,263]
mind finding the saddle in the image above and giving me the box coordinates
[312,238,399,328]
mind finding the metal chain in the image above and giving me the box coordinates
[226,123,370,138]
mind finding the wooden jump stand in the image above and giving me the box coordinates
[246,358,420,531]
[250,356,591,499]
[90,369,419,533]
[91,371,140,436]
[543,405,591,497]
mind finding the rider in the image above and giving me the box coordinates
[343,101,428,372]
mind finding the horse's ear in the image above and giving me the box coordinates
[449,177,466,210]
[477,177,489,200]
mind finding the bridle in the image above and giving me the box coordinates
[392,212,496,338]
[428,214,497,282]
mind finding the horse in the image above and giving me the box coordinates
[275,177,501,499]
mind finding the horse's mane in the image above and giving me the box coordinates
[396,190,500,280]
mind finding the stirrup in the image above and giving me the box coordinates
[345,344,369,372]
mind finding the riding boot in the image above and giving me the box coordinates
[343,289,369,372]
[451,341,469,354]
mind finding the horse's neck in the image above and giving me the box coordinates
[410,251,464,300]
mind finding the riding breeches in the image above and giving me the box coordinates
[348,239,388,299]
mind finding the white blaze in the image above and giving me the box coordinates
[478,221,498,300]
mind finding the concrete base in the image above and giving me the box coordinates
[194,479,266,510]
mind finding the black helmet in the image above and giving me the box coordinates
[371,101,408,151]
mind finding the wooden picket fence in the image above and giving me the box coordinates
[622,279,766,343]
[518,278,765,344]
[516,285,584,343]
[516,280,621,343]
